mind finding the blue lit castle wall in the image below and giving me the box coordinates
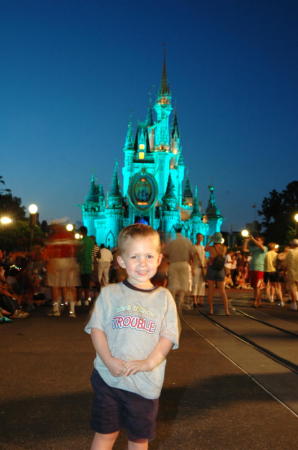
[82,62,223,247]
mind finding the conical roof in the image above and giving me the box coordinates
[206,185,222,217]
[183,177,193,199]
[159,57,170,96]
[86,176,99,203]
[124,121,134,149]
[110,163,122,197]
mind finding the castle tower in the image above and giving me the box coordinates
[205,185,223,237]
[82,176,100,236]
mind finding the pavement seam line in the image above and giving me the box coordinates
[184,319,298,419]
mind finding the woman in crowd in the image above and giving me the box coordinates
[205,232,230,316]
[264,242,284,306]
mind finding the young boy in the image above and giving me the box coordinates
[85,224,180,450]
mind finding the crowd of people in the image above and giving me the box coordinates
[1,224,298,323]
[0,224,114,322]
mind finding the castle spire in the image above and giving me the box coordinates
[86,175,99,203]
[124,121,134,150]
[183,176,193,200]
[206,185,222,218]
[110,163,121,197]
[162,173,177,210]
[171,111,179,139]
[159,55,170,96]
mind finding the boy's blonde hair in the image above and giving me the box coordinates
[117,224,161,254]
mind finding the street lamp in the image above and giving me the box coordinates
[0,216,13,225]
[294,213,298,236]
[241,229,250,238]
[28,204,38,250]
[66,223,74,232]
[28,203,38,216]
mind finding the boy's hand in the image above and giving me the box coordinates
[123,337,174,375]
[106,357,128,377]
[122,359,152,375]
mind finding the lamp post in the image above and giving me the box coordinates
[294,213,298,237]
[28,204,38,250]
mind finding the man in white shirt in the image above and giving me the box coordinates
[192,233,206,306]
[165,226,194,311]
[285,239,298,311]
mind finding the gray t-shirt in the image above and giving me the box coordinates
[85,281,180,399]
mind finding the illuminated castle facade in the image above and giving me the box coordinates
[82,62,223,247]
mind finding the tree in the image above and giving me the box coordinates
[0,176,11,195]
[0,220,45,252]
[258,181,298,244]
[0,193,26,220]
[0,177,45,251]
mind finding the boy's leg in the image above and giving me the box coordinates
[128,439,148,449]
[90,431,119,450]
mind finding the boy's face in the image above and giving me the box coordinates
[117,235,162,289]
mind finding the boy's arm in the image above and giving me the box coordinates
[123,336,173,376]
[91,328,127,377]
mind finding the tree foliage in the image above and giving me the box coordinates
[0,177,45,251]
[0,176,11,195]
[0,193,26,220]
[0,220,44,252]
[258,181,298,244]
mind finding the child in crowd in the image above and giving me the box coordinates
[85,224,180,450]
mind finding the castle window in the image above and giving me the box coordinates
[139,144,145,150]
[138,152,145,159]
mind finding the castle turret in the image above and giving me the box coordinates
[122,121,135,195]
[206,185,223,236]
[82,176,100,236]
[86,175,99,203]
[108,163,122,208]
[182,176,193,206]
[153,58,172,149]
[162,173,177,211]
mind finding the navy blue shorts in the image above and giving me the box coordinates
[90,369,159,441]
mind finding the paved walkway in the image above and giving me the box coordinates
[1,289,297,449]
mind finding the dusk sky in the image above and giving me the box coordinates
[1,0,297,232]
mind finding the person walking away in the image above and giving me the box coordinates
[192,233,206,307]
[205,233,230,316]
[45,224,80,318]
[242,234,267,308]
[276,245,291,300]
[77,226,94,306]
[285,239,298,311]
[164,226,194,311]
[97,244,113,287]
[264,243,284,306]
[85,224,180,450]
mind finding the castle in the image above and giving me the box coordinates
[81,61,223,247]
